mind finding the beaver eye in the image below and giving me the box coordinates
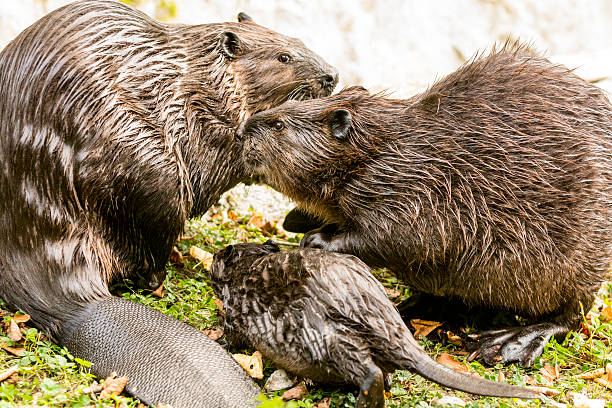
[277,53,291,63]
[272,121,285,131]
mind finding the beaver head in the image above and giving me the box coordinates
[210,240,280,284]
[209,13,338,121]
[237,86,394,219]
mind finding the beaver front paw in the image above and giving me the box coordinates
[466,322,568,367]
[300,224,339,250]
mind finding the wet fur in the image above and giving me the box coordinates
[0,0,336,341]
[241,44,612,330]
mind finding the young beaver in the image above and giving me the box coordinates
[0,1,337,406]
[210,241,540,407]
[238,44,612,367]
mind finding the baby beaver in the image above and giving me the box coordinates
[210,241,540,407]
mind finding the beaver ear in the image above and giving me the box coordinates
[328,109,352,141]
[220,31,241,58]
[237,12,253,23]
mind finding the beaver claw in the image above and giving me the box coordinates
[466,323,568,367]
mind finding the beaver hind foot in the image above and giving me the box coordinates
[467,323,568,367]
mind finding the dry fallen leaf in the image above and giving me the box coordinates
[524,385,560,396]
[0,366,18,383]
[169,246,184,266]
[101,372,129,398]
[13,314,30,324]
[282,382,308,401]
[600,305,612,322]
[0,342,25,357]
[8,318,21,342]
[411,319,443,339]
[446,330,463,346]
[436,353,470,372]
[203,328,224,341]
[577,367,606,379]
[213,298,224,311]
[228,210,240,220]
[233,351,263,379]
[539,363,560,383]
[261,220,277,236]
[151,283,164,298]
[497,369,505,383]
[247,213,265,229]
[189,246,214,269]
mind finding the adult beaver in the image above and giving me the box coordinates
[0,1,337,406]
[210,241,540,407]
[238,44,612,367]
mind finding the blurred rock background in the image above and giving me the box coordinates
[2,0,611,220]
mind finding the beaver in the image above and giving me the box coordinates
[209,241,541,407]
[237,44,612,368]
[0,1,337,406]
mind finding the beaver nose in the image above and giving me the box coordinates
[320,72,338,89]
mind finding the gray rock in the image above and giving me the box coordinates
[264,369,295,392]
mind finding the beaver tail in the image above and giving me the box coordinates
[62,297,260,407]
[401,342,540,399]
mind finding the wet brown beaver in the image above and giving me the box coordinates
[238,44,612,368]
[0,1,337,406]
[210,241,540,407]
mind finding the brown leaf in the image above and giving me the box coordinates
[315,397,331,408]
[524,385,560,396]
[228,210,240,220]
[0,342,25,357]
[0,366,18,383]
[607,363,612,382]
[497,369,505,383]
[13,314,30,324]
[168,246,184,267]
[576,367,606,379]
[189,246,214,269]
[8,318,21,342]
[436,352,469,372]
[101,372,129,398]
[282,382,308,401]
[151,283,164,298]
[261,221,277,236]
[203,328,224,341]
[247,213,265,229]
[410,319,443,339]
[233,351,263,379]
[600,305,612,322]
[446,330,463,346]
[384,287,401,299]
[539,363,559,383]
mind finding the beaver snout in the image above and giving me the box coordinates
[319,70,339,93]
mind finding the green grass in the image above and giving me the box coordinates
[1,210,612,407]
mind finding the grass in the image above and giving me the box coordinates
[1,209,612,407]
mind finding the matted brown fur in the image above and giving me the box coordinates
[240,44,612,333]
[0,0,337,340]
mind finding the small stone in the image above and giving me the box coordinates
[433,396,466,406]
[264,369,294,392]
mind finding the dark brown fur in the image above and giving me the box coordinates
[0,0,336,357]
[239,44,612,365]
[210,242,540,408]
